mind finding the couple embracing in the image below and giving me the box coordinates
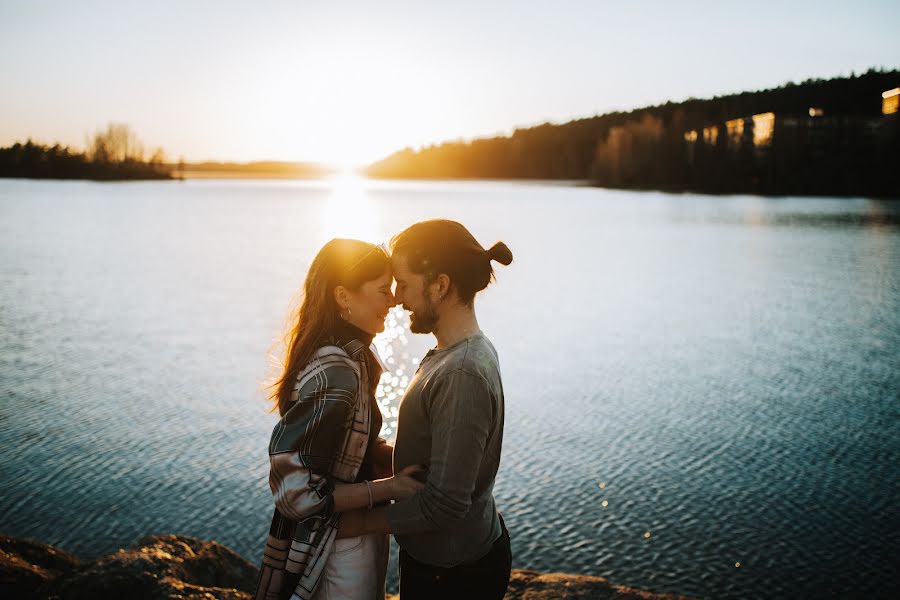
[255,220,513,600]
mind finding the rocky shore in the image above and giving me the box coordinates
[1,534,693,599]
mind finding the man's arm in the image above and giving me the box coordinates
[384,369,494,535]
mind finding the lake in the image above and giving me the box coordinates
[1,177,898,598]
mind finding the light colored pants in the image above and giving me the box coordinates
[312,533,389,600]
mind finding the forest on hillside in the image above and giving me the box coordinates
[365,69,900,196]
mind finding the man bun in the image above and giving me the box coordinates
[487,242,513,266]
[391,220,512,305]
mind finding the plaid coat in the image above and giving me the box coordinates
[255,337,384,600]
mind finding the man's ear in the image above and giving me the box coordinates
[434,273,451,300]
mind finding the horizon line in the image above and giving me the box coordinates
[3,65,898,169]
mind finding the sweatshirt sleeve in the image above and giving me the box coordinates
[268,362,358,523]
[386,369,494,534]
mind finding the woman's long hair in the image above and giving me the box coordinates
[270,239,390,416]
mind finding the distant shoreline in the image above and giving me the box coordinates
[180,170,324,180]
[0,173,175,182]
[6,173,900,198]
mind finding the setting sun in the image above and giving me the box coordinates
[216,36,468,167]
[319,172,382,243]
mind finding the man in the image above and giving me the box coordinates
[339,219,513,599]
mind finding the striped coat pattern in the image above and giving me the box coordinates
[255,338,382,600]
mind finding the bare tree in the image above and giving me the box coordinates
[88,123,145,163]
[149,147,167,166]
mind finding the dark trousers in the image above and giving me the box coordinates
[399,516,511,600]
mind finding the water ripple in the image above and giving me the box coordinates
[2,180,899,598]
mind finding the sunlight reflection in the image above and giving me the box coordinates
[319,173,381,245]
[373,306,416,441]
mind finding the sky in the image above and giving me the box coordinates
[1,0,898,167]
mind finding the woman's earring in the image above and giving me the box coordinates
[341,307,352,321]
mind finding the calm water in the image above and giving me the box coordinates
[1,178,899,599]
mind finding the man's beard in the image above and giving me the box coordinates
[408,292,439,334]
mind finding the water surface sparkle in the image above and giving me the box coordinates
[1,179,899,599]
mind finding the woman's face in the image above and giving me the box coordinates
[342,267,396,335]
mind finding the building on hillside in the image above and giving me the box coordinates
[883,88,899,115]
[680,87,899,194]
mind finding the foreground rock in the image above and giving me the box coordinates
[503,570,692,599]
[0,535,81,600]
[2,534,692,599]
[2,534,256,600]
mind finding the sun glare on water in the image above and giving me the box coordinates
[319,172,382,245]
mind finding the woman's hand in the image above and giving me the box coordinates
[388,464,426,499]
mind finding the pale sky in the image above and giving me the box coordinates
[1,0,898,167]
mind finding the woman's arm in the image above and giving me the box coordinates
[268,361,359,522]
[332,480,388,513]
[269,356,423,521]
[334,465,425,537]
[336,506,393,538]
[333,464,425,512]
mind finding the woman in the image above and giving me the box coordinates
[255,239,424,600]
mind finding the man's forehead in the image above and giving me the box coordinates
[391,254,411,271]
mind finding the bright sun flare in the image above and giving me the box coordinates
[319,173,382,245]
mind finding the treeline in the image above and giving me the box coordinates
[365,68,900,196]
[0,123,173,180]
[181,161,334,179]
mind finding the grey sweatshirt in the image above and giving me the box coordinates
[386,332,505,567]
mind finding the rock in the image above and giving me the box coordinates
[387,569,692,600]
[1,535,81,600]
[1,534,258,600]
[2,534,693,600]
[49,534,258,600]
[504,570,693,599]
